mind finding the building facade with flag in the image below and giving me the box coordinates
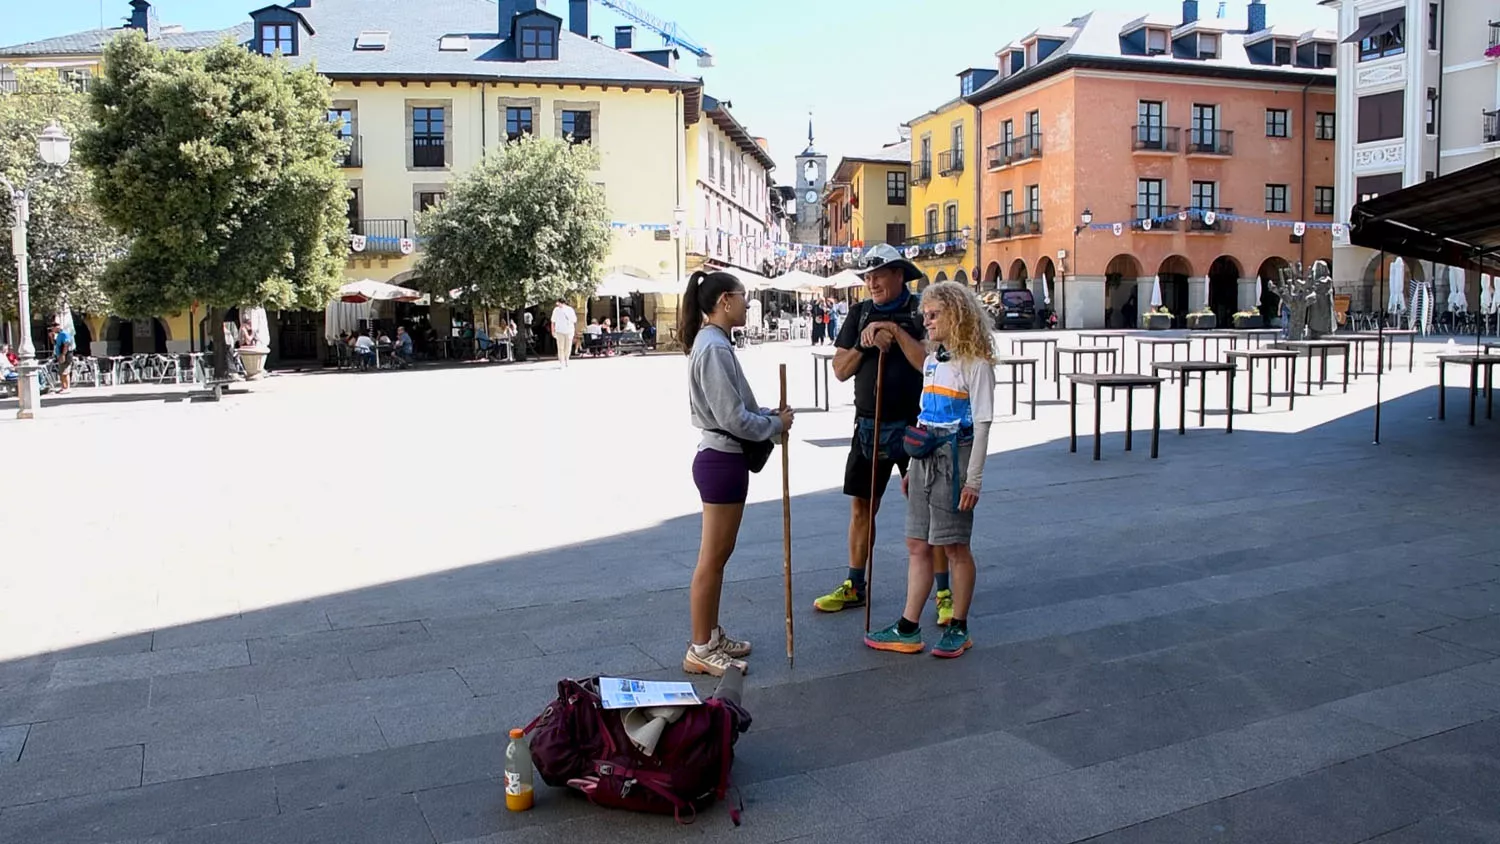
[820,140,912,256]
[904,75,990,288]
[965,1,1338,329]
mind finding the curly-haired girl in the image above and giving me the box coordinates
[865,281,995,659]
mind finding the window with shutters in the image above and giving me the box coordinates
[1357,91,1404,143]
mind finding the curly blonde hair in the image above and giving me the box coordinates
[921,281,996,365]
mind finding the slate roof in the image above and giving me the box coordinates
[0,22,252,57]
[272,0,698,86]
[968,10,1336,104]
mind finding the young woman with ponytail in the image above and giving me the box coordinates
[682,270,794,676]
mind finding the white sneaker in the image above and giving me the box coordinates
[682,642,747,677]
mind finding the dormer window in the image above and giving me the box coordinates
[1198,33,1219,59]
[1314,41,1334,68]
[520,26,556,59]
[355,30,390,51]
[1273,39,1293,65]
[1146,28,1168,54]
[260,23,294,55]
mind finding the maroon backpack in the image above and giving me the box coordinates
[524,676,752,825]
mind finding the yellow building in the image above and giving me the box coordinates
[823,140,911,253]
[905,77,985,287]
[2,0,702,361]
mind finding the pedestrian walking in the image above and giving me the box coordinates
[865,281,995,658]
[549,298,577,368]
[811,298,827,346]
[812,244,952,626]
[683,269,794,676]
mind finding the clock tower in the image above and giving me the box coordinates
[792,116,827,247]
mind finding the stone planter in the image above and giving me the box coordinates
[1187,313,1217,330]
[1233,314,1264,329]
[238,346,269,380]
[1144,313,1172,331]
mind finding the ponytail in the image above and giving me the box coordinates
[680,269,743,353]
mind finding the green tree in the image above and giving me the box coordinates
[0,69,124,322]
[414,134,612,312]
[78,32,349,376]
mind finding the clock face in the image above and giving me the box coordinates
[805,190,818,204]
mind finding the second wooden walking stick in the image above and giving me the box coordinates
[779,364,794,667]
[865,350,887,635]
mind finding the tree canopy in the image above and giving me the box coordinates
[414,134,612,310]
[78,32,349,320]
[0,69,124,316]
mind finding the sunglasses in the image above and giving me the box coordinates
[921,309,943,321]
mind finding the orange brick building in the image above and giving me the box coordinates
[966,3,1338,328]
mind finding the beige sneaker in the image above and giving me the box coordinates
[716,626,752,659]
[683,642,748,677]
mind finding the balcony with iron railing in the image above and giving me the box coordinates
[986,133,1043,168]
[350,218,410,253]
[412,137,445,168]
[904,230,968,257]
[1131,125,1181,153]
[911,159,932,184]
[937,149,964,176]
[340,135,363,168]
[1187,206,1233,233]
[1132,204,1182,231]
[0,80,16,94]
[985,209,1044,240]
[1490,20,1500,48]
[1485,110,1500,144]
[1186,129,1234,156]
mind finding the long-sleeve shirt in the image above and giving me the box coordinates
[688,324,782,453]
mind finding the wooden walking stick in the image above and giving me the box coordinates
[779,364,794,667]
[865,350,887,634]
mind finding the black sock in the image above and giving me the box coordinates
[848,568,866,592]
[950,618,968,633]
[897,617,919,635]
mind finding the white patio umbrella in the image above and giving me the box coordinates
[769,269,827,292]
[1387,259,1406,312]
[1037,275,1052,306]
[1150,275,1164,308]
[1482,274,1495,314]
[830,270,865,290]
[1447,265,1469,312]
[338,279,422,304]
[1255,275,1264,306]
[324,299,373,343]
[238,305,270,350]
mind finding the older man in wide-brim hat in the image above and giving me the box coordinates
[812,244,952,626]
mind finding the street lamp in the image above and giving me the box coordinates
[1068,207,1092,329]
[3,119,72,420]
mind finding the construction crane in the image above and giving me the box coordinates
[594,0,714,66]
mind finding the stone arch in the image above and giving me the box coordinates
[1361,254,1426,312]
[1004,259,1029,290]
[934,270,948,283]
[1156,255,1193,325]
[1208,255,1242,324]
[1256,256,1292,316]
[1105,254,1145,328]
[104,316,169,355]
[954,269,969,287]
[982,262,1002,292]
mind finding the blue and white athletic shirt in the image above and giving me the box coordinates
[917,349,995,431]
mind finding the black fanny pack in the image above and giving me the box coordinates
[710,429,774,473]
[855,416,908,462]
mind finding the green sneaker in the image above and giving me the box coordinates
[813,579,866,613]
[934,589,954,627]
[864,622,924,654]
[931,625,972,659]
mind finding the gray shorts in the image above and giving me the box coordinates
[905,442,974,546]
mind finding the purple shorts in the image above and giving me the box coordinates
[693,448,749,505]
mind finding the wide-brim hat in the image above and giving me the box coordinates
[852,243,924,283]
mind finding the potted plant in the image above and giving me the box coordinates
[1186,307,1217,330]
[1027,221,1041,235]
[1143,307,1172,330]
[1233,309,1263,329]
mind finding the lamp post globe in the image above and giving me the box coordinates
[37,121,72,166]
[6,121,72,419]
[1081,208,1093,226]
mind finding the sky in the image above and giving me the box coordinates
[6,0,1337,178]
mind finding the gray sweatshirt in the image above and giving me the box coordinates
[689,324,783,452]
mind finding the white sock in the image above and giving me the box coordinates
[690,629,721,657]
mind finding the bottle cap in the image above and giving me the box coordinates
[509,728,524,739]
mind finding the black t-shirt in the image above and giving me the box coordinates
[835,292,925,421]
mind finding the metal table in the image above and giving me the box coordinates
[1437,354,1500,425]
[1054,346,1119,400]
[1225,349,1298,412]
[1078,331,1130,357]
[1135,337,1189,377]
[1068,373,1163,460]
[1010,336,1057,380]
[1189,331,1240,362]
[1151,361,1236,434]
[810,349,835,411]
[1273,340,1351,394]
[1232,329,1282,350]
[994,357,1038,420]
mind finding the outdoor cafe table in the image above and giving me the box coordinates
[1272,339,1351,395]
[1225,349,1298,413]
[1135,337,1189,376]
[1068,373,1163,461]
[1437,354,1500,426]
[1349,328,1417,373]
[1337,334,1382,377]
[1054,346,1119,400]
[1078,330,1130,356]
[1010,336,1057,380]
[1151,361,1236,435]
[994,357,1038,420]
[1189,331,1240,362]
[1232,328,1282,349]
[811,348,835,411]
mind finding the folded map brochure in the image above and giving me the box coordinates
[599,677,704,710]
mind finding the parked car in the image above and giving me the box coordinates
[988,289,1037,330]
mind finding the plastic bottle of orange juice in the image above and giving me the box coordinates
[504,728,535,812]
